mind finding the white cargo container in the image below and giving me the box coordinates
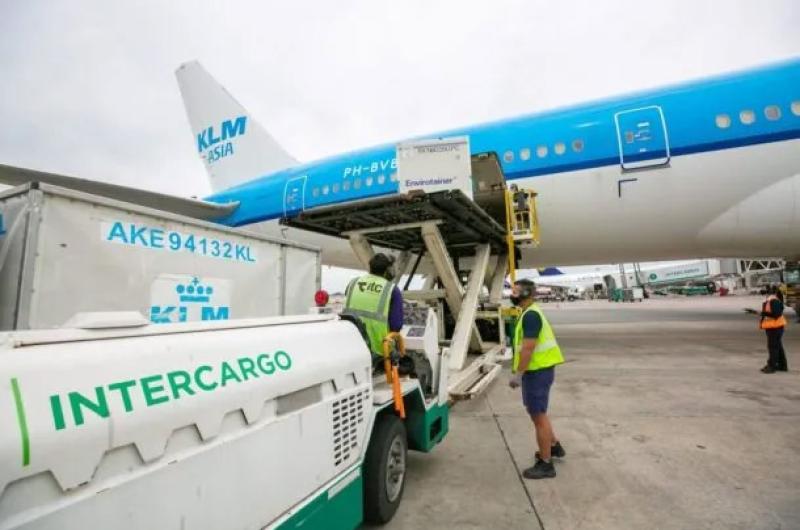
[0,183,320,330]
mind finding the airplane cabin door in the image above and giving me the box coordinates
[283,175,307,217]
[614,106,670,170]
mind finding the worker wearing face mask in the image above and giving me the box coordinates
[508,278,565,479]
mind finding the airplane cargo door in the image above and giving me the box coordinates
[283,175,307,217]
[614,106,670,170]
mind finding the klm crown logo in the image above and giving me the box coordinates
[177,277,213,303]
[150,276,230,324]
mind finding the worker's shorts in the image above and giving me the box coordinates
[521,367,555,415]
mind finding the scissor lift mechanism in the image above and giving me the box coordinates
[284,190,517,398]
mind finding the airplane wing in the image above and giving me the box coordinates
[0,164,238,221]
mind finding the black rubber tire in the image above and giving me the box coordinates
[363,413,407,525]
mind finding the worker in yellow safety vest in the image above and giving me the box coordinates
[760,286,788,373]
[344,253,404,360]
[508,278,565,479]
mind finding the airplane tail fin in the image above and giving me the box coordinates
[176,61,297,193]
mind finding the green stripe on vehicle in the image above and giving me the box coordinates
[275,468,363,530]
[10,377,31,466]
[404,391,450,453]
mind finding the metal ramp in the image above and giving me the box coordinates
[282,189,512,399]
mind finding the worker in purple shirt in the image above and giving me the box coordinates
[344,253,404,361]
[387,283,404,333]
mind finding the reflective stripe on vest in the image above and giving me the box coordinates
[513,303,564,372]
[760,295,787,329]
[345,274,392,355]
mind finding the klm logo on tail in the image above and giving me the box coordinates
[197,116,247,164]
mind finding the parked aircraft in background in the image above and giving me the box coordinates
[533,260,722,293]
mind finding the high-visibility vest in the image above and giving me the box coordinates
[345,274,393,356]
[513,303,564,373]
[760,295,787,330]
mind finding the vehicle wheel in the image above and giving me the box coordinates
[363,413,407,525]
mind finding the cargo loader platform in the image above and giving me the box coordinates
[282,189,507,258]
[282,189,514,400]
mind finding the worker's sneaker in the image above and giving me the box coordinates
[523,459,556,480]
[535,441,566,461]
[761,366,776,374]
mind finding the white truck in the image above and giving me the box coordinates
[0,311,450,529]
[0,181,450,529]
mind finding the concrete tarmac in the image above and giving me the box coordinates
[384,296,800,530]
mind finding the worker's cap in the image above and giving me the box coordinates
[514,278,535,298]
[369,253,395,273]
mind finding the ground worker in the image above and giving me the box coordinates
[760,286,788,373]
[508,278,566,479]
[344,253,404,362]
[510,184,531,232]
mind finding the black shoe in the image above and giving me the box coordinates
[523,459,556,479]
[535,441,566,461]
[777,367,788,372]
[761,366,776,374]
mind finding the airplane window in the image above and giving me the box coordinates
[312,187,320,197]
[764,105,781,121]
[520,148,531,161]
[554,142,566,155]
[572,139,584,153]
[332,183,340,193]
[343,181,351,191]
[378,174,386,185]
[366,177,373,187]
[504,150,514,163]
[390,172,398,182]
[322,185,330,195]
[536,145,548,158]
[715,114,731,129]
[739,110,755,125]
[791,101,800,116]
[354,179,362,189]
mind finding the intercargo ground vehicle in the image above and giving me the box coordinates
[0,179,451,529]
[0,312,449,529]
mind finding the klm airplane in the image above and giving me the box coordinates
[2,59,799,270]
[175,59,800,269]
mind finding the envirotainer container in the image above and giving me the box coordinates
[0,183,320,330]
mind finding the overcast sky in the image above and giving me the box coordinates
[1,1,799,288]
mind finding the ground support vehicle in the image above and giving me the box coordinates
[0,313,449,529]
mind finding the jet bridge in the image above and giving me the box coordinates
[282,150,541,399]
